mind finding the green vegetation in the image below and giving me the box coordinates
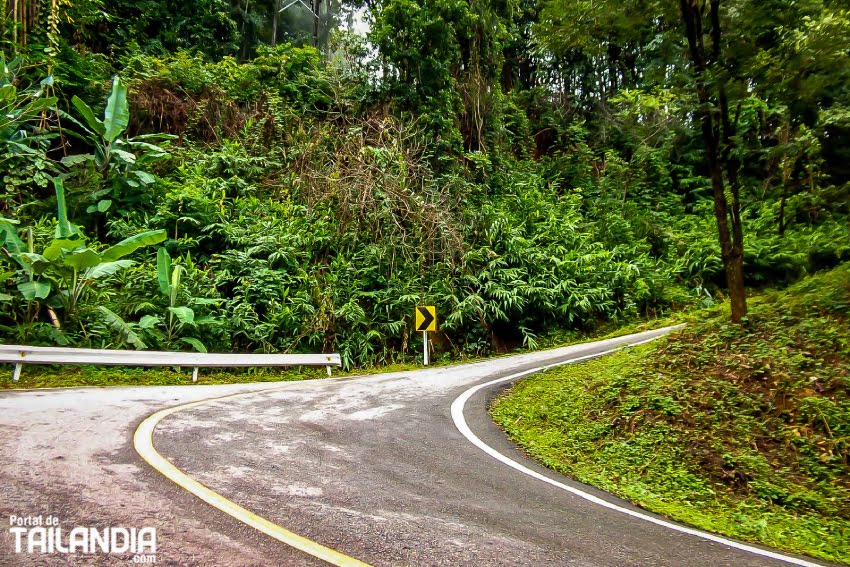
[2,2,849,554]
[3,365,325,389]
[492,264,850,564]
[1,310,685,389]
[1,0,849,373]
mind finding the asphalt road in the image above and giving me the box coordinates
[0,327,828,566]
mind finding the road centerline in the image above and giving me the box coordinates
[133,389,373,567]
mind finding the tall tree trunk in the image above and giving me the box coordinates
[21,0,28,46]
[718,93,746,321]
[680,0,747,323]
[271,0,279,47]
[777,119,793,237]
[11,0,17,45]
[778,184,788,236]
[312,0,320,48]
[241,0,249,61]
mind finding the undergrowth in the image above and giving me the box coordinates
[0,309,688,389]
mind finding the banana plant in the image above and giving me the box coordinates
[0,54,58,164]
[136,248,220,353]
[61,76,172,215]
[1,177,167,317]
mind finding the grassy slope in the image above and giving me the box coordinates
[491,264,850,564]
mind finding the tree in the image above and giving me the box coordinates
[678,0,747,322]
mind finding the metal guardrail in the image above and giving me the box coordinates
[0,344,342,382]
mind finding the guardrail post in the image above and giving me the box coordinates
[13,363,22,382]
[192,367,199,383]
[326,365,332,377]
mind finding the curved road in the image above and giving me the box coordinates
[0,328,827,566]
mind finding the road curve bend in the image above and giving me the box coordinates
[143,327,826,567]
[0,327,828,566]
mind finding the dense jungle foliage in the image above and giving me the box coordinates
[1,0,849,368]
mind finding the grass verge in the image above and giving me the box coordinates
[1,311,689,389]
[491,263,850,565]
[0,365,327,389]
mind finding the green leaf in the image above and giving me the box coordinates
[71,95,105,136]
[194,315,221,327]
[134,170,156,185]
[53,177,76,239]
[82,260,134,280]
[17,252,51,274]
[139,314,161,329]
[96,306,146,349]
[133,133,177,140]
[97,199,112,212]
[103,76,129,144]
[61,154,95,167]
[18,280,50,300]
[128,141,168,156]
[170,264,182,307]
[156,247,172,298]
[6,96,57,128]
[0,84,15,103]
[43,238,82,261]
[112,148,136,164]
[180,337,207,353]
[0,218,25,255]
[167,305,195,325]
[5,141,39,155]
[63,248,102,270]
[101,229,167,261]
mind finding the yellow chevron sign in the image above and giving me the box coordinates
[415,306,437,332]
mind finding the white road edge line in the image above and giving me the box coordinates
[450,335,825,567]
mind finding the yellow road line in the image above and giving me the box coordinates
[133,390,372,567]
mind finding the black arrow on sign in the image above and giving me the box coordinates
[416,307,435,331]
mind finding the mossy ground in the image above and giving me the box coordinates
[491,264,850,564]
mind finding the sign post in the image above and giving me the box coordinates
[423,330,429,366]
[415,306,437,366]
